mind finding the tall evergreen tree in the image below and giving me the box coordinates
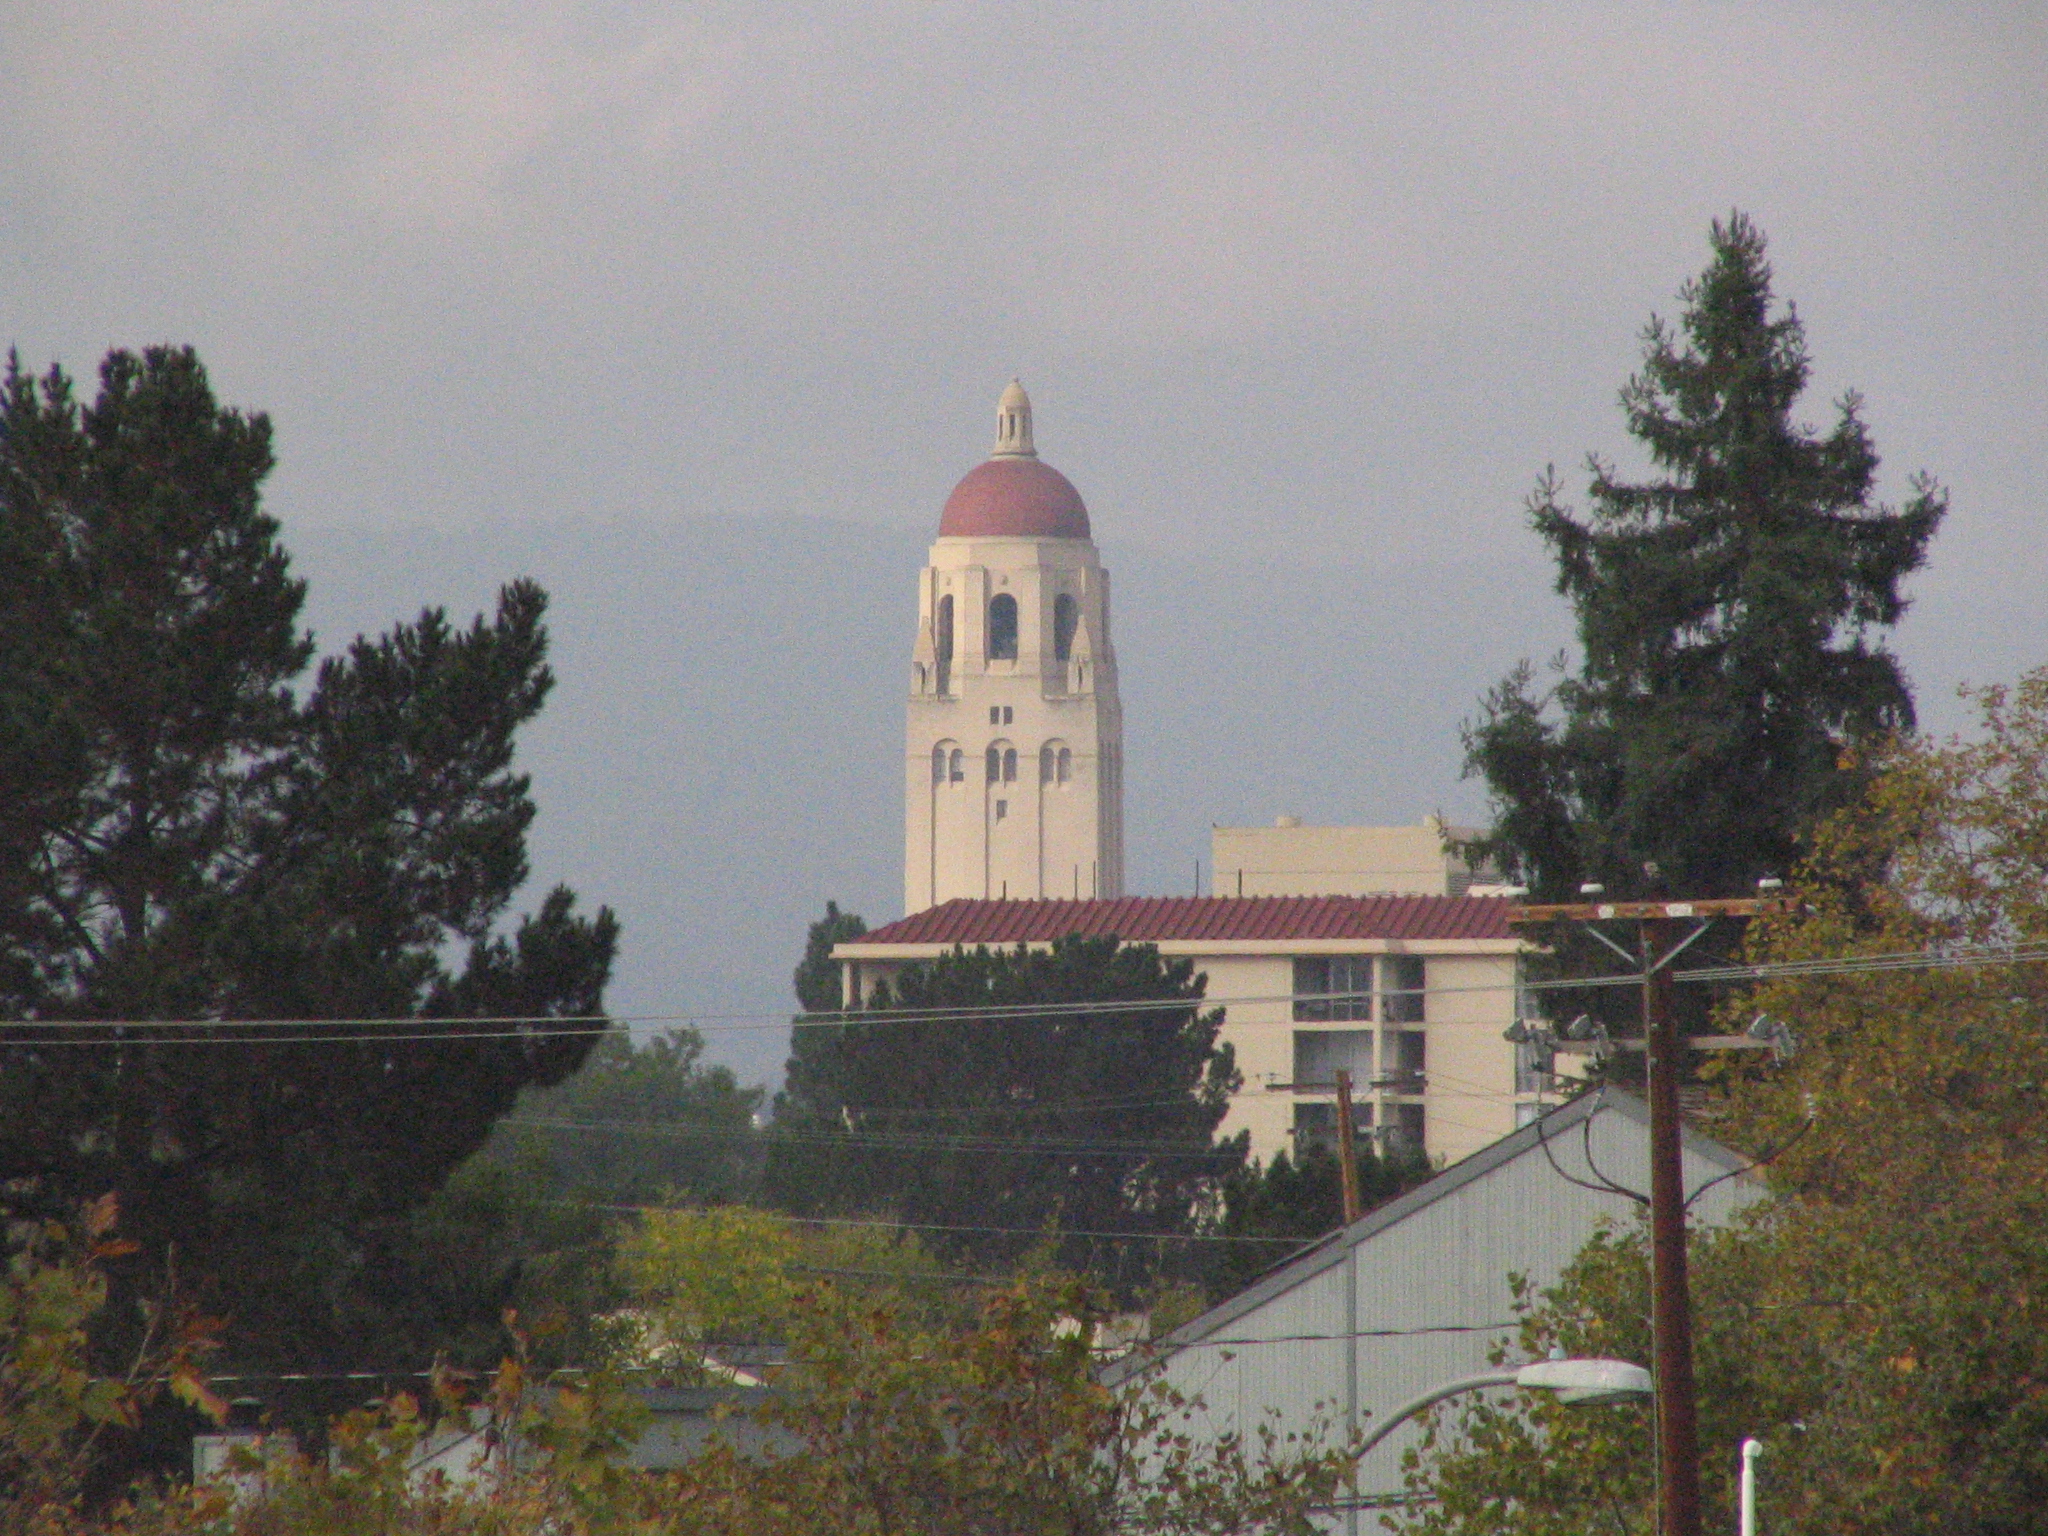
[0,347,617,1379]
[480,1026,764,1209]
[1202,1140,1433,1299]
[767,933,1243,1283]
[793,900,868,1013]
[350,1027,763,1379]
[1464,213,1944,903]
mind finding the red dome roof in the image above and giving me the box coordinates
[938,457,1091,540]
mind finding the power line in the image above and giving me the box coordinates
[0,981,1516,1038]
[812,1089,1246,1123]
[505,1116,1249,1162]
[195,1319,1526,1386]
[1168,1322,1519,1348]
[571,1202,1314,1247]
[1675,940,2048,985]
[4,936,2040,1049]
[0,1024,610,1048]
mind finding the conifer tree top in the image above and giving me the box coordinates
[1463,213,1945,906]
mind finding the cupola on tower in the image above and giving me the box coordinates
[906,382,1125,910]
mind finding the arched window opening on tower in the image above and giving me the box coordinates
[986,744,1002,782]
[936,595,955,692]
[1041,740,1072,786]
[1053,593,1078,662]
[988,593,1019,661]
[1002,747,1017,783]
[949,748,964,782]
[931,744,947,784]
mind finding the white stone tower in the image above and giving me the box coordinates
[905,382,1125,910]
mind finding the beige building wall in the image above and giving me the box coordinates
[904,533,1124,910]
[1194,941,1524,1166]
[837,936,1531,1167]
[1211,817,1493,898]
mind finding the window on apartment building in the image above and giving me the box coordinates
[1382,1102,1425,1152]
[1292,1099,1372,1157]
[1379,1029,1426,1087]
[1381,955,1426,1023]
[1292,955,1374,1021]
[1292,1029,1372,1089]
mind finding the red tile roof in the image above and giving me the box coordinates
[846,895,1517,948]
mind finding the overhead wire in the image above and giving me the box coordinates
[4,936,2041,1050]
[503,1115,1250,1162]
[195,1319,1529,1386]
[0,977,1539,1040]
[562,1201,1313,1246]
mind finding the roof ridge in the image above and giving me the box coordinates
[850,892,1514,947]
[1096,1090,1756,1388]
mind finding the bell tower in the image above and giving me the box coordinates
[905,382,1125,911]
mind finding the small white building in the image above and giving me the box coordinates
[834,892,1541,1166]
[1098,1090,1763,1530]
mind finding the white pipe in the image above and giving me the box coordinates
[1740,1437,1763,1536]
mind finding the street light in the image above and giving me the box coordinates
[1354,1357,1652,1457]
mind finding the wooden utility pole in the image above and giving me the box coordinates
[1333,1068,1363,1224]
[1642,915,1701,1536]
[1510,895,1784,1536]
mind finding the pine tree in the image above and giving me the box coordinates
[793,901,868,1013]
[0,347,617,1380]
[1202,1141,1433,1299]
[766,933,1243,1283]
[1464,213,1945,902]
[352,1027,764,1377]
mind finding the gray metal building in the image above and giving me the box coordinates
[1101,1090,1764,1529]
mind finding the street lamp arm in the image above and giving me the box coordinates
[1355,1372,1517,1458]
[1354,1359,1654,1458]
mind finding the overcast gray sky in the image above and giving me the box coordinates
[5,4,2043,1083]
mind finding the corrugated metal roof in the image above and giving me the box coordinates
[847,894,1517,948]
[1097,1089,1757,1389]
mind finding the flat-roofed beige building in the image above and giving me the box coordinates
[834,894,1540,1167]
[1211,815,1500,899]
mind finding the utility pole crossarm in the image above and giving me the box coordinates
[1508,897,1793,924]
